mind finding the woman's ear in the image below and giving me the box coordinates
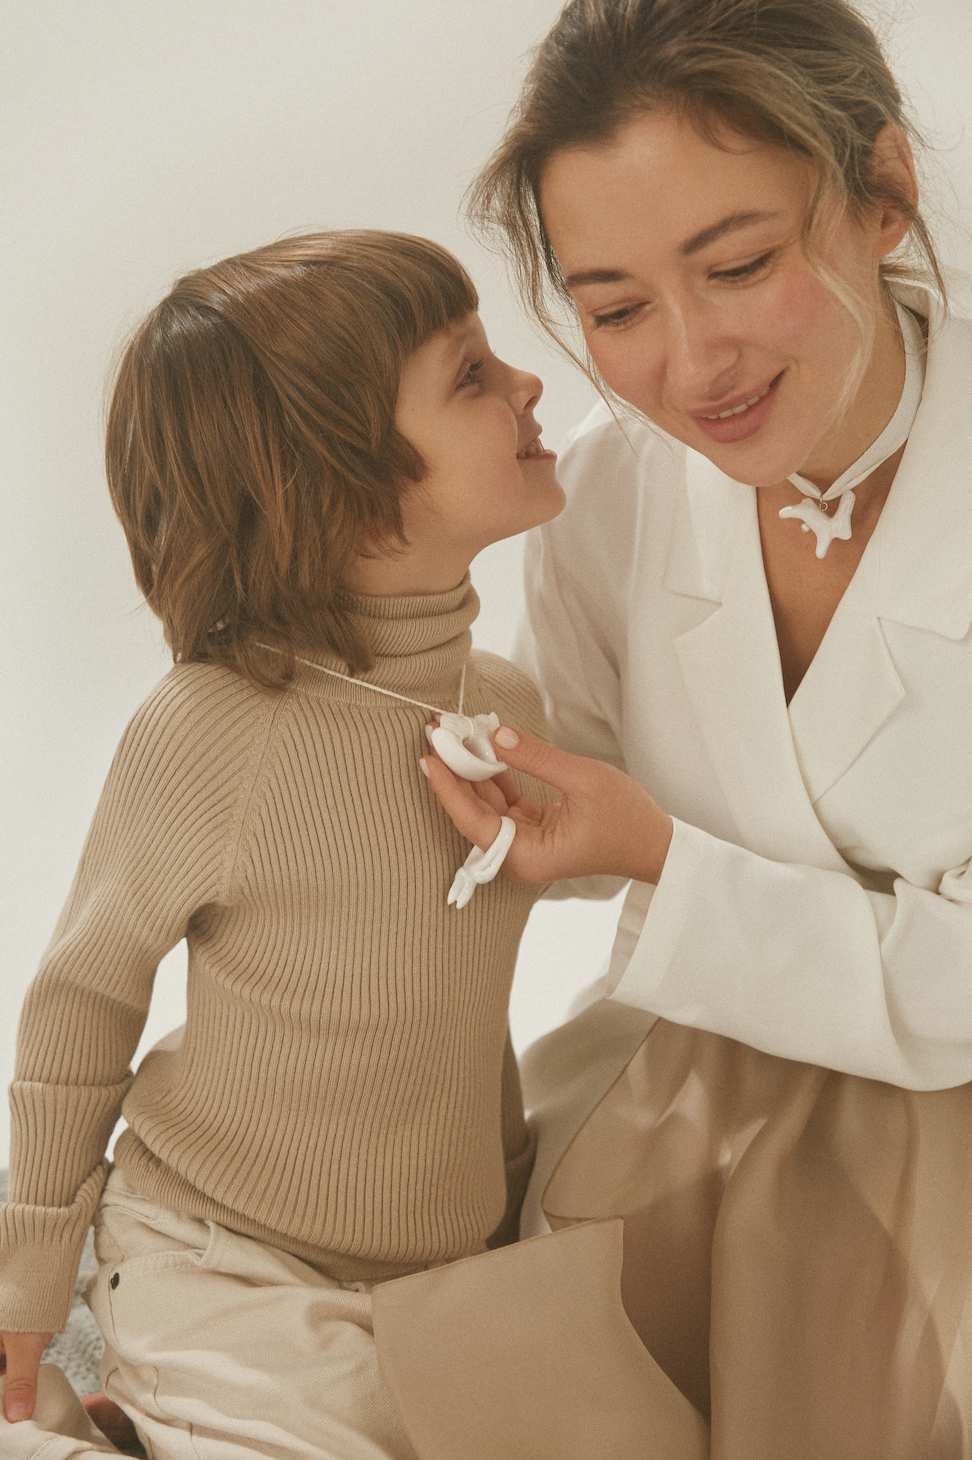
[867,124,919,258]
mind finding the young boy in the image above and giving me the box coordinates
[0,231,564,1458]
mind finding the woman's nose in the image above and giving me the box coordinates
[663,301,739,400]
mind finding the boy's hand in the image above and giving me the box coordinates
[422,724,673,887]
[0,1330,54,1422]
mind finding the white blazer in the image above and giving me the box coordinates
[517,285,972,1092]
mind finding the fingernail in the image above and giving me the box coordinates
[495,727,519,750]
[419,758,430,780]
[7,1401,32,1423]
[424,725,435,746]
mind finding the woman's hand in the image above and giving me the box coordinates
[0,1330,54,1422]
[422,724,673,886]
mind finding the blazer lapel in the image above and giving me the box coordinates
[789,290,972,804]
[665,450,850,872]
[786,541,905,806]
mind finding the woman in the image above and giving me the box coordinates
[374,2,972,1457]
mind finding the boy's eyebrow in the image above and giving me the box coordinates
[563,211,783,287]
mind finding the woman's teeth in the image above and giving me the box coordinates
[517,438,544,458]
[704,382,773,420]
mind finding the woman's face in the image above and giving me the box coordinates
[539,110,912,489]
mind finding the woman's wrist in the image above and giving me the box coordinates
[624,807,674,886]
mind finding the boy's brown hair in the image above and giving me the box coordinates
[105,230,478,686]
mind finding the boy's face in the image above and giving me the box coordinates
[393,314,565,569]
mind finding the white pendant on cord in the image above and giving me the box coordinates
[429,712,508,782]
[258,643,515,904]
[779,301,925,558]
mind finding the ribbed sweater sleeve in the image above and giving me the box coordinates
[1,666,270,1331]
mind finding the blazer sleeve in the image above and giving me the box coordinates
[609,821,972,1091]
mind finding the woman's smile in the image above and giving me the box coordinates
[691,372,784,444]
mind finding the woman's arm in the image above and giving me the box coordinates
[426,734,972,1092]
[471,408,972,1092]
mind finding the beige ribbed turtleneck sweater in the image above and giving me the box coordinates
[1,580,553,1333]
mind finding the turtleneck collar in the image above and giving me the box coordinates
[291,576,480,709]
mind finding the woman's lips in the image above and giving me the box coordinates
[690,372,784,444]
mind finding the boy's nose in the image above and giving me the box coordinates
[511,366,543,414]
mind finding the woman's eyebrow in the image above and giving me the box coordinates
[680,210,782,256]
[564,210,785,287]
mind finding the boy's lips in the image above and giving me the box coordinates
[517,433,556,460]
[689,372,784,444]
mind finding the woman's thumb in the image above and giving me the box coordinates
[493,726,582,794]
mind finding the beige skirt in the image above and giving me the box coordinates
[373,1017,972,1460]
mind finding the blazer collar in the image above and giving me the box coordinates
[874,285,972,641]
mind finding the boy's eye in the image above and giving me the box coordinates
[458,360,485,388]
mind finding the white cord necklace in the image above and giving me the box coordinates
[779,301,925,559]
[258,642,516,908]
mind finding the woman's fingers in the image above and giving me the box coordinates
[423,722,673,886]
[487,724,674,884]
[491,725,601,797]
[422,754,504,852]
[1,1331,53,1422]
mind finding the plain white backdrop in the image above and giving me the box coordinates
[2,0,971,1167]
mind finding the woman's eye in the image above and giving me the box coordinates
[711,252,773,282]
[591,304,643,330]
[458,360,485,388]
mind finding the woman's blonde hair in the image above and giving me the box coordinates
[105,231,478,687]
[471,0,945,346]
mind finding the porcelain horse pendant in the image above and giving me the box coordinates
[779,489,855,560]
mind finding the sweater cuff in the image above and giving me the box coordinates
[0,1162,108,1332]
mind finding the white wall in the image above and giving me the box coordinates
[2,0,970,1168]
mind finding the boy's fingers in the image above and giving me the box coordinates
[1,1332,51,1422]
[423,755,503,852]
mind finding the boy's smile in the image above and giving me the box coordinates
[346,314,564,596]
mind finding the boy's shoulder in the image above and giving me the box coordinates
[469,649,549,741]
[125,660,268,735]
[113,661,280,789]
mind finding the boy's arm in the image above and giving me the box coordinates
[0,666,269,1336]
[486,1031,537,1250]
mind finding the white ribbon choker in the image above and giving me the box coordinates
[779,301,925,559]
[258,643,515,908]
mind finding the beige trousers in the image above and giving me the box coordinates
[0,1169,419,1460]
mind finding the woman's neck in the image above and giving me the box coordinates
[794,293,908,495]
